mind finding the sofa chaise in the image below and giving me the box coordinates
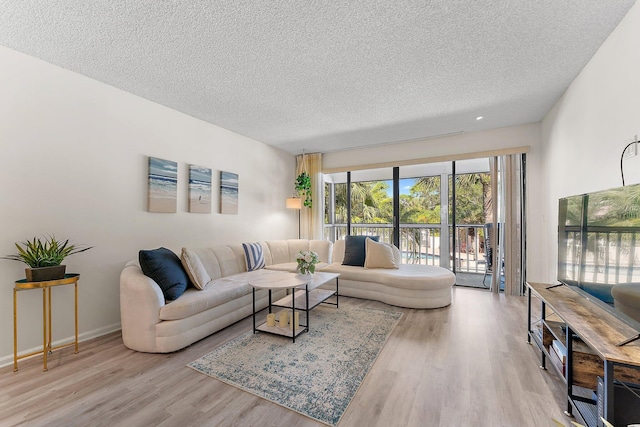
[320,238,455,309]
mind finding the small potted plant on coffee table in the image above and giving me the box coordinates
[2,235,93,282]
[296,250,319,276]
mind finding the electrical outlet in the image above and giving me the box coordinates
[624,135,639,159]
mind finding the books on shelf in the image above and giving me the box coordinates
[547,339,567,378]
[535,325,543,341]
[548,343,566,377]
[552,339,567,364]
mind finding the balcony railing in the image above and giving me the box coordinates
[324,223,488,274]
[561,229,640,285]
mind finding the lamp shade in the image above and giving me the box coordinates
[286,197,302,209]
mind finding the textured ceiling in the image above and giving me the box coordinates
[0,1,636,154]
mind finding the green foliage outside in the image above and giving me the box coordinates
[563,184,640,227]
[587,185,640,227]
[325,173,491,226]
[450,173,492,224]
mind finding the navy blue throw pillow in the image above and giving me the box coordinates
[139,247,190,300]
[342,235,380,267]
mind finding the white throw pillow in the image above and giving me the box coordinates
[181,248,212,289]
[391,244,402,266]
[364,238,398,269]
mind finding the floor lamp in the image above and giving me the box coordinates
[286,197,302,239]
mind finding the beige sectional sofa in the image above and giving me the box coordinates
[120,240,332,353]
[120,238,456,353]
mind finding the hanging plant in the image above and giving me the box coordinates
[295,172,312,208]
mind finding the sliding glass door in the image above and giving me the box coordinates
[323,153,525,293]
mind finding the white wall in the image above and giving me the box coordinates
[529,2,640,284]
[0,46,297,365]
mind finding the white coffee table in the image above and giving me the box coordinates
[250,271,339,342]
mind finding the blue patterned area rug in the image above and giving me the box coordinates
[188,304,403,426]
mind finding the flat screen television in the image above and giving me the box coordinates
[557,182,640,331]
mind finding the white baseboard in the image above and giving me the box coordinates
[0,323,122,369]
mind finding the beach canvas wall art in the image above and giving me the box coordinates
[189,165,212,213]
[147,157,177,213]
[220,171,238,214]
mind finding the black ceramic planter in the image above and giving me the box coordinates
[25,265,66,282]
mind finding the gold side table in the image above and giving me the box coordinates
[13,273,80,372]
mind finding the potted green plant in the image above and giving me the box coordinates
[2,236,93,282]
[295,172,312,208]
[295,250,319,275]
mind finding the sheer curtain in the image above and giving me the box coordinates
[489,157,500,293]
[503,154,525,296]
[489,154,526,296]
[296,153,323,240]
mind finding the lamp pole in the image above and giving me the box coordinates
[286,197,303,239]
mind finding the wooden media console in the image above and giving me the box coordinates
[527,282,640,426]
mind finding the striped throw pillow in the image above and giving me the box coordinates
[243,242,265,271]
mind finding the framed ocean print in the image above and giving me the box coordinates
[147,157,177,213]
[220,171,238,214]
[188,165,212,213]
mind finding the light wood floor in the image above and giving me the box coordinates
[0,287,575,427]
